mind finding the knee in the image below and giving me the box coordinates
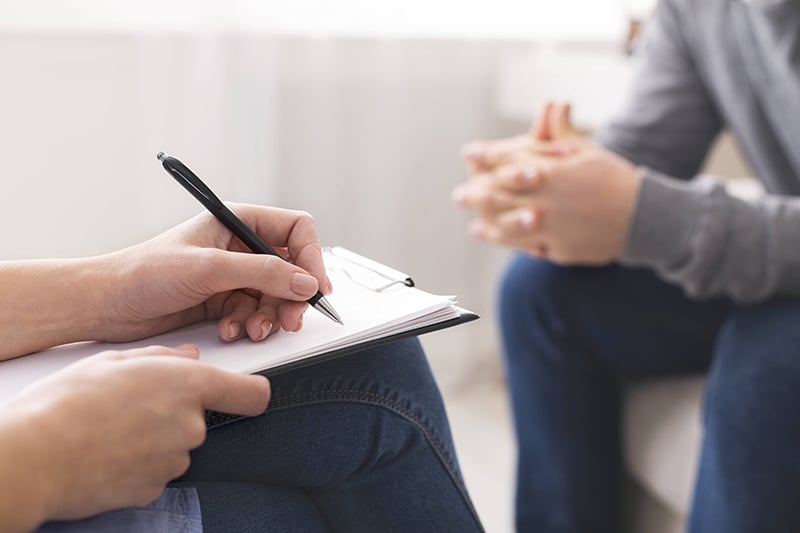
[704,302,800,441]
[499,254,573,325]
[272,337,450,439]
[498,254,619,341]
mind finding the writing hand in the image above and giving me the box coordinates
[96,204,333,343]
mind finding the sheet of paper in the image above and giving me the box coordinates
[0,249,470,403]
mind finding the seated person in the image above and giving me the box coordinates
[0,204,483,533]
[453,0,800,531]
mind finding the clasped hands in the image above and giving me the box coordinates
[452,101,642,265]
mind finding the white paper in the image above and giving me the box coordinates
[0,249,473,403]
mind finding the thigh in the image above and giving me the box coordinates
[499,253,737,375]
[184,483,329,533]
[706,299,800,444]
[691,300,800,532]
[180,337,482,532]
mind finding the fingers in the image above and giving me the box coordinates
[452,176,530,217]
[468,207,545,253]
[550,101,574,139]
[228,204,333,295]
[494,164,546,193]
[101,345,272,416]
[461,134,531,172]
[277,300,308,333]
[244,309,276,341]
[195,366,271,416]
[201,248,320,302]
[108,344,200,361]
[462,130,572,175]
[530,100,555,140]
[217,291,259,341]
[452,162,547,215]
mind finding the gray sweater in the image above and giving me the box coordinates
[596,0,800,302]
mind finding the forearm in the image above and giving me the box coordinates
[621,168,800,303]
[0,257,112,359]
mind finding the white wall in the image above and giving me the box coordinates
[0,29,637,376]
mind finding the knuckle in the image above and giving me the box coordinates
[475,192,495,211]
[185,417,208,448]
[297,210,315,223]
[288,208,316,227]
[260,255,288,285]
[171,454,192,478]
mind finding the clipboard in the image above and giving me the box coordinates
[255,246,477,373]
[0,247,479,427]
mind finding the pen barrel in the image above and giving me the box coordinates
[307,292,323,305]
[218,208,280,257]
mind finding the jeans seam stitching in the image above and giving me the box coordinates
[268,389,484,529]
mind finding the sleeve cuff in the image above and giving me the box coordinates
[620,167,709,270]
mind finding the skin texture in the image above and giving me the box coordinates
[0,204,331,532]
[453,101,642,265]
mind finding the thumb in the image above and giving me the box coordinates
[203,249,320,301]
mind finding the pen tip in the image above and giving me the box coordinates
[315,297,344,325]
[156,151,166,162]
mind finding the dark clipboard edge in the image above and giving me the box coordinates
[205,310,479,429]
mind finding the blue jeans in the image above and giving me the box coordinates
[174,338,484,532]
[499,254,800,533]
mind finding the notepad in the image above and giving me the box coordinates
[0,247,478,406]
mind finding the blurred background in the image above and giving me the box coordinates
[0,1,686,530]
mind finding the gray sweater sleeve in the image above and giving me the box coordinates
[621,169,800,303]
[596,0,800,302]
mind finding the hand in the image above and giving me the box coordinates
[454,145,641,265]
[96,204,333,343]
[461,101,589,174]
[2,344,270,526]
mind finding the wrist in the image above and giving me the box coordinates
[0,256,112,358]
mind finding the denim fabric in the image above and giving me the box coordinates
[38,338,482,532]
[37,488,202,533]
[176,337,483,532]
[499,253,800,533]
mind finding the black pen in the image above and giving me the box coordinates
[157,152,343,325]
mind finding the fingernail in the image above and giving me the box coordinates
[522,168,539,185]
[258,321,272,341]
[519,210,536,229]
[462,143,484,160]
[468,220,485,239]
[176,344,199,355]
[291,273,318,297]
[228,321,242,339]
[295,315,304,332]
